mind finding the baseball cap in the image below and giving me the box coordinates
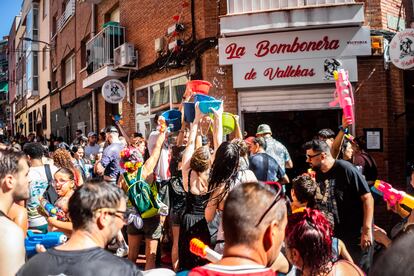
[256,124,272,136]
[105,126,119,133]
[87,131,97,137]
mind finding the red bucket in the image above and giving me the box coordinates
[186,80,212,95]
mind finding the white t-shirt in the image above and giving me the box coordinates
[27,164,59,227]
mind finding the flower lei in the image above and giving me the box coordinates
[120,147,144,173]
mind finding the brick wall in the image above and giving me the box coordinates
[357,0,413,30]
[50,0,92,112]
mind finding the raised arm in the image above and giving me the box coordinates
[233,115,243,140]
[331,116,351,159]
[211,103,223,153]
[142,127,166,181]
[182,103,203,191]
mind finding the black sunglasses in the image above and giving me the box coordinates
[255,182,285,227]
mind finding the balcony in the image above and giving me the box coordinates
[82,23,128,89]
[221,0,364,36]
[57,0,75,32]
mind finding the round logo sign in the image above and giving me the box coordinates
[389,29,414,70]
[102,79,126,104]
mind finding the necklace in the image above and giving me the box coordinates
[223,254,260,264]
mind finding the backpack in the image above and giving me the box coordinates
[122,167,168,219]
[43,164,59,204]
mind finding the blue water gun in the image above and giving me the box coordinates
[25,230,67,258]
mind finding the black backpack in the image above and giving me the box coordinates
[42,164,59,204]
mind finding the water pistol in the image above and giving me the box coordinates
[190,238,222,263]
[38,197,67,221]
[371,180,414,209]
[329,69,355,125]
[25,230,67,258]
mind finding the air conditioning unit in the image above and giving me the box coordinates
[114,43,138,70]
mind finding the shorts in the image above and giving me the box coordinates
[156,180,170,208]
[127,215,162,240]
[169,210,184,226]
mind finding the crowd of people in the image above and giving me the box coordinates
[1,99,414,276]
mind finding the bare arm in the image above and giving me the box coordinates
[360,192,374,249]
[142,130,166,181]
[205,187,225,223]
[338,239,354,262]
[280,174,290,184]
[0,223,25,276]
[115,121,131,145]
[331,116,351,159]
[233,115,243,140]
[285,159,293,169]
[212,104,223,152]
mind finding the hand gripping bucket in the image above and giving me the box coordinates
[209,112,235,135]
[161,110,182,132]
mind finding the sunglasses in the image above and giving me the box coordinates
[95,208,129,223]
[255,182,285,227]
[306,152,322,159]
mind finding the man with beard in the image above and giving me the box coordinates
[0,149,30,276]
[17,182,143,276]
[303,139,374,270]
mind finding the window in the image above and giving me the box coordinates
[80,36,90,69]
[150,81,170,114]
[135,74,188,136]
[42,104,47,129]
[64,55,75,84]
[42,46,48,70]
[43,0,48,19]
[28,112,33,132]
[51,15,57,37]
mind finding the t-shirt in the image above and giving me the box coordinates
[353,152,378,182]
[263,136,291,171]
[27,164,58,227]
[84,144,101,159]
[315,160,371,238]
[249,153,285,182]
[100,142,124,179]
[16,247,143,276]
[148,130,170,181]
[189,264,275,276]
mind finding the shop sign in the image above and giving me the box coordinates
[102,79,126,104]
[389,29,414,70]
[219,27,371,65]
[232,57,357,88]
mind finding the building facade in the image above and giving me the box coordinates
[6,0,414,195]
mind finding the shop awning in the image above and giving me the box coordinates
[0,82,8,93]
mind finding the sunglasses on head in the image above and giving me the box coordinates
[255,182,285,227]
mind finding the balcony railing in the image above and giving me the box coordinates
[57,0,75,32]
[227,0,355,14]
[86,24,125,74]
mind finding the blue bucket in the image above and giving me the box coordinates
[199,100,222,114]
[161,110,182,132]
[194,94,215,103]
[183,102,195,123]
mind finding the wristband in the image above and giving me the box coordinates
[338,125,349,134]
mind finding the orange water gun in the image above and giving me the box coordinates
[190,238,222,263]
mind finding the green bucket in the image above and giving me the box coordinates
[209,112,235,135]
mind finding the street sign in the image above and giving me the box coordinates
[102,79,126,104]
[389,29,414,70]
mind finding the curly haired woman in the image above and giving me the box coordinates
[52,148,84,187]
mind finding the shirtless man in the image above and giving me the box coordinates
[0,149,30,276]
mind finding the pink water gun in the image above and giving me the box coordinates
[329,69,355,125]
[371,180,414,209]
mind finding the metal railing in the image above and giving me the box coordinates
[86,24,126,74]
[227,0,355,14]
[57,0,75,32]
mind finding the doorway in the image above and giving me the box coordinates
[243,109,340,178]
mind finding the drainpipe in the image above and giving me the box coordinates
[91,3,98,132]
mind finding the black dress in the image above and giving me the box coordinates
[178,169,211,271]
